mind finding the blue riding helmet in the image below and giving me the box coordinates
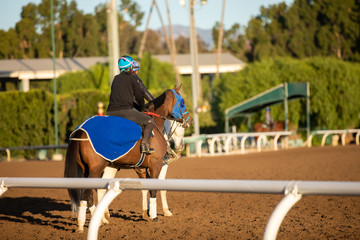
[132,61,140,71]
[266,107,270,111]
[118,55,134,72]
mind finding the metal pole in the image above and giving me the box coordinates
[50,0,59,150]
[216,0,226,79]
[107,2,113,86]
[165,0,182,87]
[111,0,119,81]
[306,82,310,139]
[138,0,155,60]
[189,0,200,136]
[225,115,229,133]
[284,83,288,131]
[108,0,119,85]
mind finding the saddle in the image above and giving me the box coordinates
[70,116,143,162]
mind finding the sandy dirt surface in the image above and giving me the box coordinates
[0,145,360,240]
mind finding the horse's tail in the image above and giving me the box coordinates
[64,140,84,213]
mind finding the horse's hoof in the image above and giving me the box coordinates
[164,210,173,217]
[150,217,159,222]
[105,211,111,221]
[101,217,110,225]
[142,211,149,220]
[76,228,84,233]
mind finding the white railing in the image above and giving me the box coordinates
[307,129,360,147]
[1,177,359,240]
[184,131,293,157]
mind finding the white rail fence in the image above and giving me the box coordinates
[184,128,360,157]
[307,129,360,147]
[1,177,360,240]
[184,131,293,157]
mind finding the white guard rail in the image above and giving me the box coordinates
[184,131,292,157]
[307,129,360,147]
[1,177,360,240]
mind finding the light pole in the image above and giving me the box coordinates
[107,0,119,85]
[180,0,207,136]
[50,0,58,151]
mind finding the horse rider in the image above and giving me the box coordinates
[132,60,180,162]
[107,55,155,154]
[264,107,274,130]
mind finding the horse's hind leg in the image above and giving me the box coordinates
[76,188,93,233]
[77,143,108,233]
[97,166,118,224]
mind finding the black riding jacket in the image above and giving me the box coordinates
[107,72,145,112]
[135,75,154,101]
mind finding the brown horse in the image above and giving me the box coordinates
[64,85,192,232]
[253,121,286,132]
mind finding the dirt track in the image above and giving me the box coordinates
[0,145,360,240]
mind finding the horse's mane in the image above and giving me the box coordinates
[145,89,171,111]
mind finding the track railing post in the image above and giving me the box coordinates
[0,178,8,196]
[263,182,302,240]
[240,135,248,154]
[87,180,122,240]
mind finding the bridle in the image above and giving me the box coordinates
[169,89,191,127]
[143,89,190,140]
[144,90,190,126]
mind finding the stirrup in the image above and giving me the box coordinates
[141,142,155,154]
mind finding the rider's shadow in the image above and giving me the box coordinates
[0,197,75,231]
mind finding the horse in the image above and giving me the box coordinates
[253,121,286,132]
[64,85,192,233]
[98,118,185,224]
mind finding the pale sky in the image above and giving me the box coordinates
[0,0,293,31]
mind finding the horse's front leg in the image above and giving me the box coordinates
[159,164,172,216]
[141,189,149,219]
[148,189,158,220]
[135,168,151,219]
[148,161,164,221]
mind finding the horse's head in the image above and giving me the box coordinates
[164,119,185,152]
[169,84,193,129]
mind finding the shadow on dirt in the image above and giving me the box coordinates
[0,197,76,230]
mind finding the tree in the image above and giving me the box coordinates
[15,3,38,58]
[243,0,360,62]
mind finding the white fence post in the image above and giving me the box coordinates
[263,183,302,240]
[87,180,122,240]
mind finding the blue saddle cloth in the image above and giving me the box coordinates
[70,116,142,162]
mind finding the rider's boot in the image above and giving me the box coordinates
[141,120,155,154]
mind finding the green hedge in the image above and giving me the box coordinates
[0,90,54,147]
[0,89,108,159]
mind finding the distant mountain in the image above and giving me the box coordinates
[156,24,214,50]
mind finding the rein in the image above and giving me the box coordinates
[143,111,184,123]
[143,112,182,143]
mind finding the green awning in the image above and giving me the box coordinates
[225,83,308,119]
[224,82,310,136]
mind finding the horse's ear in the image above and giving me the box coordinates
[174,83,182,93]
